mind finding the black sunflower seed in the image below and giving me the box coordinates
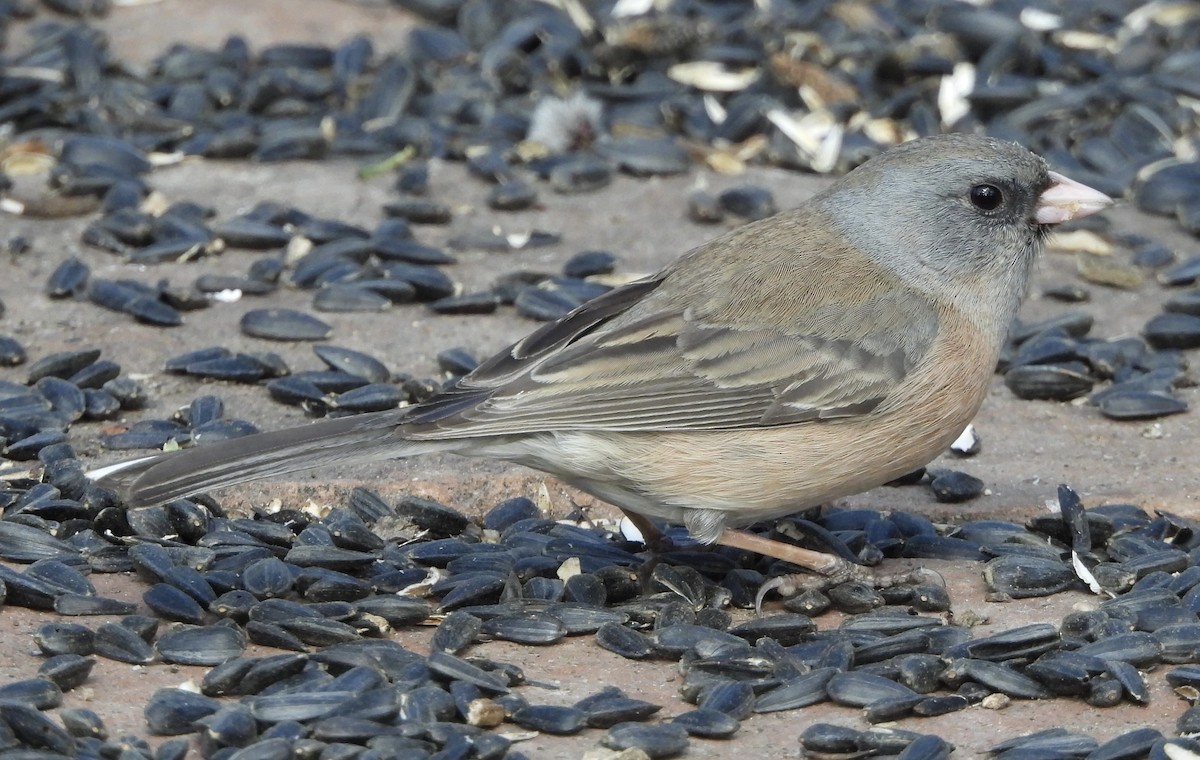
[601,722,690,758]
[240,308,333,341]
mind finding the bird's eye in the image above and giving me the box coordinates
[969,184,1003,211]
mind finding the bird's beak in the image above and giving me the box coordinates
[1035,171,1114,225]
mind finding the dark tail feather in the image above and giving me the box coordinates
[89,410,449,507]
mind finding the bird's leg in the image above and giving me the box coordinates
[618,510,674,591]
[712,529,934,607]
[619,510,674,553]
[714,528,855,577]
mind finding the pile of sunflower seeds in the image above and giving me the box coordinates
[1,0,1199,217]
[8,473,1200,758]
[2,0,1200,757]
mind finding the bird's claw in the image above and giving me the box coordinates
[755,563,944,614]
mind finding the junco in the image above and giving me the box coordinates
[92,134,1112,589]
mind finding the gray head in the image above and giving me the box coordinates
[815,134,1109,301]
[811,133,1108,333]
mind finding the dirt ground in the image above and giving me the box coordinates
[2,1,1200,758]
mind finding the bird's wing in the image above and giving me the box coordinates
[405,267,940,437]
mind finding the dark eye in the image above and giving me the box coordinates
[970,184,1003,211]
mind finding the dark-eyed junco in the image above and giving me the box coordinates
[92,134,1112,588]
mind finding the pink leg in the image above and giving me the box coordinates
[712,528,938,608]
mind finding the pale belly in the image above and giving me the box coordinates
[547,403,977,528]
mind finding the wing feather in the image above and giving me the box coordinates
[404,267,939,437]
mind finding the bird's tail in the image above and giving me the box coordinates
[88,410,453,508]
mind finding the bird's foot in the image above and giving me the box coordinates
[754,564,944,613]
[705,527,943,613]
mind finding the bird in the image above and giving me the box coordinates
[91,133,1113,590]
